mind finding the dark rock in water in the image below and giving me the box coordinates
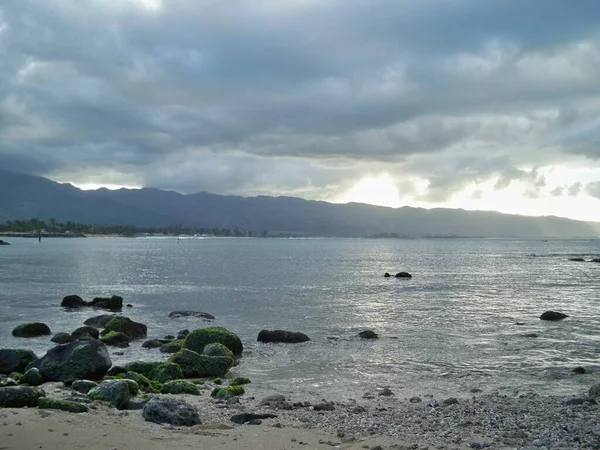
[126,304,133,308]
[90,295,123,311]
[72,326,100,340]
[358,330,378,339]
[88,380,130,409]
[0,239,10,245]
[177,329,190,340]
[592,258,600,263]
[61,295,90,308]
[569,257,585,262]
[142,339,164,349]
[143,396,201,426]
[100,331,132,346]
[163,335,175,340]
[0,349,38,374]
[523,333,539,338]
[395,272,412,278]
[168,311,216,320]
[160,342,183,354]
[101,316,147,339]
[27,339,111,382]
[20,367,44,386]
[230,412,278,424]
[12,322,52,338]
[183,326,243,355]
[540,311,568,321]
[257,330,310,344]
[573,366,586,374]
[515,322,526,325]
[384,272,391,277]
[168,349,233,378]
[84,314,116,328]
[0,386,45,407]
[51,332,75,344]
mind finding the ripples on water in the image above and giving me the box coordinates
[0,237,599,400]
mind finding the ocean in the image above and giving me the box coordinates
[1,236,599,401]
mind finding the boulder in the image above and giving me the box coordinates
[257,330,310,344]
[83,314,116,328]
[124,361,184,383]
[395,272,412,278]
[202,343,233,358]
[161,380,200,395]
[71,326,100,340]
[51,332,74,344]
[384,272,391,277]
[101,316,147,339]
[12,322,52,338]
[71,380,99,394]
[142,396,201,426]
[26,339,111,382]
[540,311,568,321]
[100,331,132,346]
[0,386,45,407]
[61,295,90,308]
[37,397,88,413]
[88,380,130,409]
[183,326,243,356]
[169,311,215,320]
[168,349,233,378]
[0,349,38,374]
[589,383,600,399]
[90,295,123,311]
[142,339,165,349]
[358,330,378,339]
[20,367,44,386]
[160,342,183,354]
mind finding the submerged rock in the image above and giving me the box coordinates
[169,311,215,320]
[142,396,201,426]
[257,330,310,344]
[358,330,378,339]
[395,272,412,279]
[12,322,52,338]
[540,311,568,321]
[0,349,38,374]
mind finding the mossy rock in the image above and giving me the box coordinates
[229,377,251,386]
[88,380,130,409]
[20,368,44,386]
[159,340,183,354]
[124,361,183,383]
[101,316,147,339]
[12,323,51,338]
[71,380,99,394]
[37,397,88,413]
[161,380,200,395]
[0,349,38,374]
[168,349,233,378]
[183,326,243,356]
[202,343,234,358]
[211,385,245,399]
[122,379,139,396]
[100,331,131,346]
[0,386,46,407]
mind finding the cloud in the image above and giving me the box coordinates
[1,0,600,211]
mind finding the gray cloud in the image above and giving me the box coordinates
[1,0,600,205]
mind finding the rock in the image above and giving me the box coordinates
[211,385,245,399]
[523,333,539,338]
[177,329,190,340]
[592,258,600,263]
[260,394,286,405]
[573,366,586,374]
[257,330,310,344]
[230,412,277,424]
[183,326,243,356]
[443,397,459,406]
[106,366,127,376]
[409,396,422,403]
[160,342,183,354]
[83,314,116,328]
[313,402,335,411]
[88,380,131,409]
[124,361,184,383]
[569,257,585,262]
[51,332,74,344]
[378,388,394,396]
[384,272,391,277]
[202,343,233,358]
[37,397,88,413]
[0,349,38,374]
[589,383,600,398]
[100,331,132,346]
[161,380,200,395]
[168,311,216,320]
[163,335,175,340]
[122,379,139,396]
[90,295,123,311]
[27,339,111,382]
[61,295,90,308]
[72,380,99,394]
[168,349,233,378]
[540,311,568,321]
[395,272,412,278]
[100,316,147,339]
[0,239,10,245]
[20,368,44,386]
[142,339,165,349]
[143,396,201,426]
[12,322,52,338]
[358,330,378,339]
[71,326,100,340]
[0,386,45,407]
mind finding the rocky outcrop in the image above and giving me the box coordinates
[169,311,215,320]
[540,311,568,321]
[168,349,233,378]
[100,316,147,339]
[0,349,38,374]
[257,330,310,344]
[91,295,123,311]
[12,322,52,338]
[83,314,116,328]
[0,386,45,407]
[142,396,201,426]
[183,326,243,356]
[27,339,111,382]
[88,380,131,409]
[61,295,89,308]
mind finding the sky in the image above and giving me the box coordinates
[2,0,600,221]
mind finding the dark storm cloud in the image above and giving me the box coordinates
[1,0,600,197]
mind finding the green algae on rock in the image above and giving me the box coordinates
[37,397,88,413]
[168,349,233,378]
[211,385,245,399]
[161,380,200,395]
[183,326,243,356]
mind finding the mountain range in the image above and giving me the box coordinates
[1,169,599,238]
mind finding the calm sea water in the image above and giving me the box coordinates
[1,236,599,400]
